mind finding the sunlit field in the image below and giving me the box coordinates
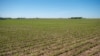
[0,19,100,56]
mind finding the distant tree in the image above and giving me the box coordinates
[69,17,83,19]
[0,17,3,20]
[0,17,6,20]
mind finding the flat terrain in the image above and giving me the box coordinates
[0,19,100,56]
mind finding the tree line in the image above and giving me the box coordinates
[0,17,84,20]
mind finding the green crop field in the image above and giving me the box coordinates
[0,19,100,56]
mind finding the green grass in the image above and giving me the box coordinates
[0,19,100,56]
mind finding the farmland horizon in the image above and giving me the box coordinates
[1,16,100,19]
[0,17,100,19]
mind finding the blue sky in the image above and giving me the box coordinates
[0,0,100,18]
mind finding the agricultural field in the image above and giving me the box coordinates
[0,19,100,56]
